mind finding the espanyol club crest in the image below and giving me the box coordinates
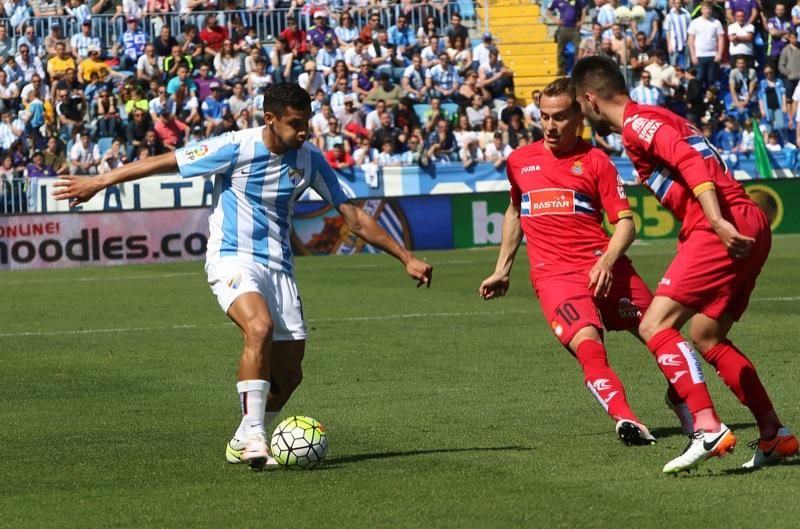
[571,161,584,175]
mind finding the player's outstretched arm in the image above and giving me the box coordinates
[52,152,179,207]
[479,201,522,300]
[337,201,433,288]
[588,217,635,298]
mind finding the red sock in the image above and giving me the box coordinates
[576,340,640,423]
[646,329,718,425]
[702,340,782,438]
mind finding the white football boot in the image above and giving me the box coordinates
[226,435,277,470]
[662,424,737,474]
[741,427,800,469]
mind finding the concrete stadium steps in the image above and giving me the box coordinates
[487,0,559,98]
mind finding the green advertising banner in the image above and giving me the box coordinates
[451,179,800,246]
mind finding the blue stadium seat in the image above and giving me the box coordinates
[457,0,475,19]
[413,103,431,124]
[97,137,113,155]
[442,102,459,117]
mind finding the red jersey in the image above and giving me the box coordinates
[621,101,753,236]
[507,139,633,282]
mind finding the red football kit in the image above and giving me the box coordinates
[506,139,653,347]
[621,101,771,320]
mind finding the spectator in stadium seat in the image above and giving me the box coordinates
[125,87,149,116]
[578,23,602,59]
[126,108,149,159]
[729,56,757,123]
[226,81,250,120]
[325,142,355,169]
[353,134,379,165]
[372,111,404,151]
[316,35,343,78]
[609,23,635,70]
[388,14,416,56]
[154,108,189,149]
[279,16,307,58]
[472,32,495,70]
[329,76,350,114]
[298,60,325,96]
[780,32,800,98]
[644,50,680,95]
[97,104,125,139]
[118,16,149,71]
[70,20,100,62]
[425,117,456,161]
[505,112,531,148]
[402,133,428,166]
[322,116,349,152]
[69,130,101,175]
[478,49,513,100]
[167,64,198,96]
[196,63,224,101]
[728,9,755,68]
[24,150,56,178]
[46,42,76,84]
[44,23,70,57]
[352,61,374,100]
[630,71,666,105]
[43,136,68,174]
[0,25,15,59]
[713,116,742,168]
[423,96,447,132]
[311,101,333,139]
[153,25,178,59]
[447,36,473,76]
[201,83,229,137]
[17,24,45,59]
[401,52,428,102]
[176,24,203,62]
[16,45,45,84]
[416,15,439,50]
[421,35,442,69]
[268,37,293,84]
[443,12,468,49]
[484,130,512,169]
[548,0,587,75]
[365,98,386,131]
[335,12,359,49]
[426,52,459,102]
[457,69,489,106]
[200,13,229,57]
[5,0,31,35]
[498,93,524,129]
[308,11,336,49]
[359,12,383,46]
[78,45,114,84]
[460,134,485,169]
[688,1,725,89]
[364,72,403,111]
[337,95,370,141]
[20,74,48,105]
[758,66,789,142]
[0,70,18,114]
[137,43,163,83]
[99,138,126,173]
[665,0,692,68]
[394,96,420,133]
[163,44,193,80]
[344,38,367,73]
[465,93,490,129]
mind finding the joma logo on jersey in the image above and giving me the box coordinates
[520,165,541,174]
[521,189,574,216]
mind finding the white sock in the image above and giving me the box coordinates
[234,410,281,442]
[236,379,269,439]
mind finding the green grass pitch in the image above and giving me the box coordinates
[1,237,799,529]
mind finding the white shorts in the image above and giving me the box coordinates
[205,257,308,342]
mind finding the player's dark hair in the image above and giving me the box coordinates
[263,83,311,117]
[571,56,628,98]
[541,77,580,113]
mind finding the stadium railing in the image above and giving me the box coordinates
[16,3,474,51]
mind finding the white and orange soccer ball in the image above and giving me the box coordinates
[270,416,329,469]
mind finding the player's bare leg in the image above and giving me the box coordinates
[225,292,275,470]
[265,339,306,425]
[639,296,737,473]
[690,312,798,468]
[568,327,655,446]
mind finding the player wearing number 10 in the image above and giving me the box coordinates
[479,77,666,447]
[573,56,798,473]
[53,83,433,471]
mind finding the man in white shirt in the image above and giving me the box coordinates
[597,0,617,41]
[69,131,101,175]
[484,131,512,169]
[401,53,428,101]
[472,32,495,69]
[420,36,442,69]
[687,0,725,89]
[727,9,755,68]
[298,60,326,96]
[343,39,366,72]
[644,50,680,95]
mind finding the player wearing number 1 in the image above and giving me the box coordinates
[479,78,665,446]
[52,83,433,471]
[573,56,798,473]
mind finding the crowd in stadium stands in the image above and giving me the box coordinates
[0,0,798,207]
[560,0,800,167]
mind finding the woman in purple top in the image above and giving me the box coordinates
[25,151,56,178]
[547,0,588,75]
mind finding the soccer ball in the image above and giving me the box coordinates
[270,416,329,469]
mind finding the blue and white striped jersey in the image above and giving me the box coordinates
[175,127,350,275]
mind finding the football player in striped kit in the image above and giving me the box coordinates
[54,83,433,471]
[573,56,797,473]
[479,77,668,448]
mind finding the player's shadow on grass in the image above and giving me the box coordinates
[648,422,755,440]
[325,446,533,468]
[721,457,800,476]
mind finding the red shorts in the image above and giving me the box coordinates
[655,205,771,321]
[534,259,653,346]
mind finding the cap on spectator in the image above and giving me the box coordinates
[127,16,137,22]
[315,10,328,18]
[82,19,92,26]
[344,94,356,103]
[210,81,221,90]
[52,21,61,28]
[88,44,101,53]
[482,32,492,40]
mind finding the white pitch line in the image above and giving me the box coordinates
[3,272,199,285]
[0,297,797,339]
